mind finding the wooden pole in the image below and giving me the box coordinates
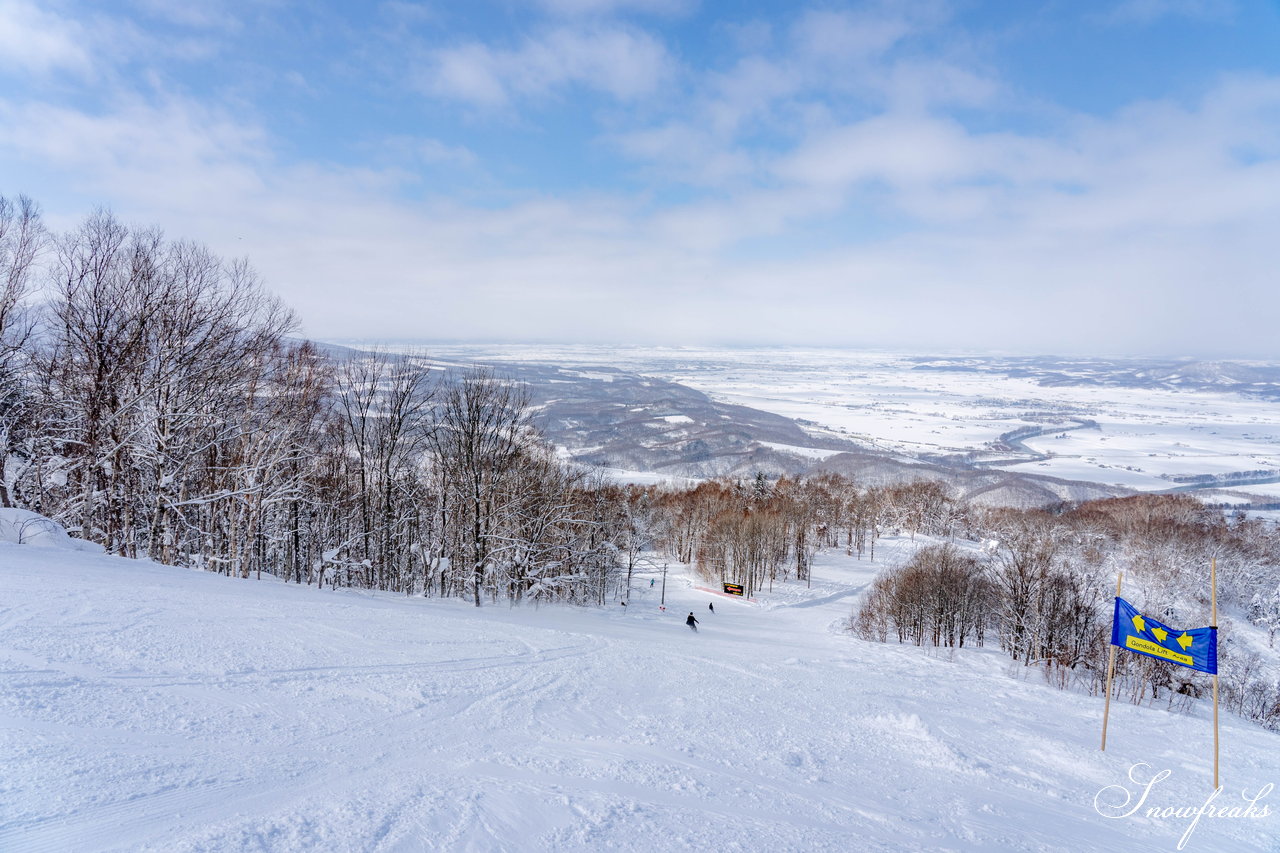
[1101,572,1123,751]
[1212,557,1219,789]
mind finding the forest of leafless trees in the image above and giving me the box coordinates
[0,200,625,604]
[2,197,1278,729]
[849,493,1280,730]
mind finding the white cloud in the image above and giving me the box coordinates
[606,3,996,193]
[882,59,999,111]
[428,43,510,106]
[0,0,92,76]
[613,123,755,186]
[790,2,952,63]
[3,63,1280,355]
[701,54,804,136]
[414,139,479,168]
[419,25,675,106]
[0,0,225,82]
[790,8,914,63]
[776,114,980,188]
[0,96,278,226]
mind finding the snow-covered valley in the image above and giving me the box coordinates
[378,345,1280,503]
[3,539,1277,852]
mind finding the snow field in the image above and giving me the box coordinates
[2,538,1279,852]
[391,344,1280,492]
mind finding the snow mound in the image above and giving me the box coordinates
[0,507,95,550]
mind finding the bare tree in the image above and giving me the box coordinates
[0,194,46,508]
[32,210,296,564]
[431,369,535,606]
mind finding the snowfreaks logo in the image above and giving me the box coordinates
[1094,762,1273,850]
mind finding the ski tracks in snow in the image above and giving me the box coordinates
[1,560,612,852]
[5,544,1280,852]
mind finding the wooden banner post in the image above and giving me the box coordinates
[1212,557,1220,789]
[1101,572,1122,751]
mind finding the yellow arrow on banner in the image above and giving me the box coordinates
[1177,632,1193,651]
[1152,627,1168,643]
[1132,613,1146,633]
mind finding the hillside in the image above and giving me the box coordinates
[2,539,1278,852]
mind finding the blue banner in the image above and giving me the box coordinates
[1111,597,1216,674]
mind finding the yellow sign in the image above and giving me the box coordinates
[1125,635,1193,666]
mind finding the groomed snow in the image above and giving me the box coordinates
[3,540,1278,852]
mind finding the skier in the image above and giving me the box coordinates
[708,602,714,613]
[686,612,699,632]
[650,578,655,588]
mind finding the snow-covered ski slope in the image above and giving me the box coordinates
[3,539,1278,852]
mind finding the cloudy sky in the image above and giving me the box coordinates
[2,0,1279,355]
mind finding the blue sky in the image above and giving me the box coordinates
[3,0,1280,355]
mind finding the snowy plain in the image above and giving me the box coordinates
[4,536,1279,852]
[371,344,1280,499]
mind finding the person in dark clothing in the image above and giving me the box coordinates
[708,602,714,613]
[686,612,699,632]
